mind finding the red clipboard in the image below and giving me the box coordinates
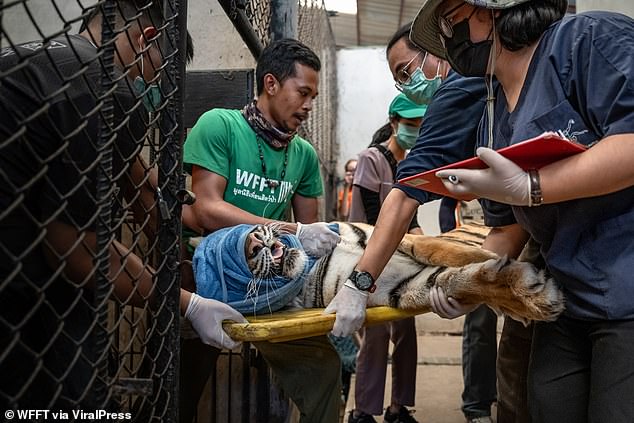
[398,132,587,200]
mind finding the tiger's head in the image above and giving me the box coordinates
[245,224,307,280]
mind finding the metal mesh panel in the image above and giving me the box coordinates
[246,0,272,47]
[297,0,338,199]
[0,1,186,420]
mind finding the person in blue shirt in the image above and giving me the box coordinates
[410,0,634,421]
[388,24,499,423]
[325,22,532,423]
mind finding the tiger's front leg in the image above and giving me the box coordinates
[394,257,565,324]
[398,233,498,268]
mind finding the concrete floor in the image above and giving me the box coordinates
[344,314,502,423]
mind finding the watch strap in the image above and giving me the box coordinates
[528,169,543,207]
[349,270,377,293]
[344,280,369,297]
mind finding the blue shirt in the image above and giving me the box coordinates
[394,71,510,226]
[478,11,634,320]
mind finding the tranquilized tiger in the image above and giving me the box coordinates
[192,222,565,324]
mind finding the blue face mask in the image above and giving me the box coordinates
[398,53,442,106]
[134,53,162,111]
[396,123,419,150]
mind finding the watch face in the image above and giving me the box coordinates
[354,271,374,291]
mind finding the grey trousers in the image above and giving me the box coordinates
[354,317,417,415]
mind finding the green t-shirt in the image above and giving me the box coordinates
[184,108,323,220]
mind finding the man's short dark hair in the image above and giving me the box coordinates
[255,38,321,94]
[386,22,423,58]
[496,0,568,51]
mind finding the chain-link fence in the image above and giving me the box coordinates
[0,0,338,420]
[1,1,187,421]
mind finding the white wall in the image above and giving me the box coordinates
[1,0,255,71]
[336,47,396,169]
[2,1,90,44]
[577,0,634,17]
[336,46,441,235]
[187,0,256,71]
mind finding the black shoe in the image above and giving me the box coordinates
[348,410,377,423]
[383,406,418,423]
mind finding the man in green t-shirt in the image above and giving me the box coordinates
[182,39,341,423]
[184,41,339,257]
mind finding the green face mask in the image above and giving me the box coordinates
[134,77,162,111]
[398,53,442,105]
[396,123,419,150]
[133,53,162,112]
[400,68,442,106]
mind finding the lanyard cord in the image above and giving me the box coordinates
[486,11,497,149]
[256,138,288,189]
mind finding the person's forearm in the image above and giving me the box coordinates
[127,158,159,241]
[44,221,160,306]
[109,242,197,317]
[481,223,529,258]
[355,189,419,279]
[291,195,319,224]
[540,134,634,203]
[194,199,296,233]
[180,289,192,316]
[109,239,157,304]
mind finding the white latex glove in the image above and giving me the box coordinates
[296,222,341,257]
[185,293,247,350]
[429,286,478,319]
[323,281,368,337]
[436,147,530,206]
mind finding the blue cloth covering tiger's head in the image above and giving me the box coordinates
[192,224,312,315]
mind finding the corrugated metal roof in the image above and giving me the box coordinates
[328,0,577,48]
[327,0,425,47]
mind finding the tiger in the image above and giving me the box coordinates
[193,221,565,325]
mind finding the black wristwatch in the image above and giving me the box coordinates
[349,270,376,293]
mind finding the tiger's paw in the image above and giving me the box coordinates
[491,258,565,325]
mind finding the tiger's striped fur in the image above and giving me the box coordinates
[247,222,565,324]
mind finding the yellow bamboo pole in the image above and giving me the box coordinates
[223,306,430,343]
